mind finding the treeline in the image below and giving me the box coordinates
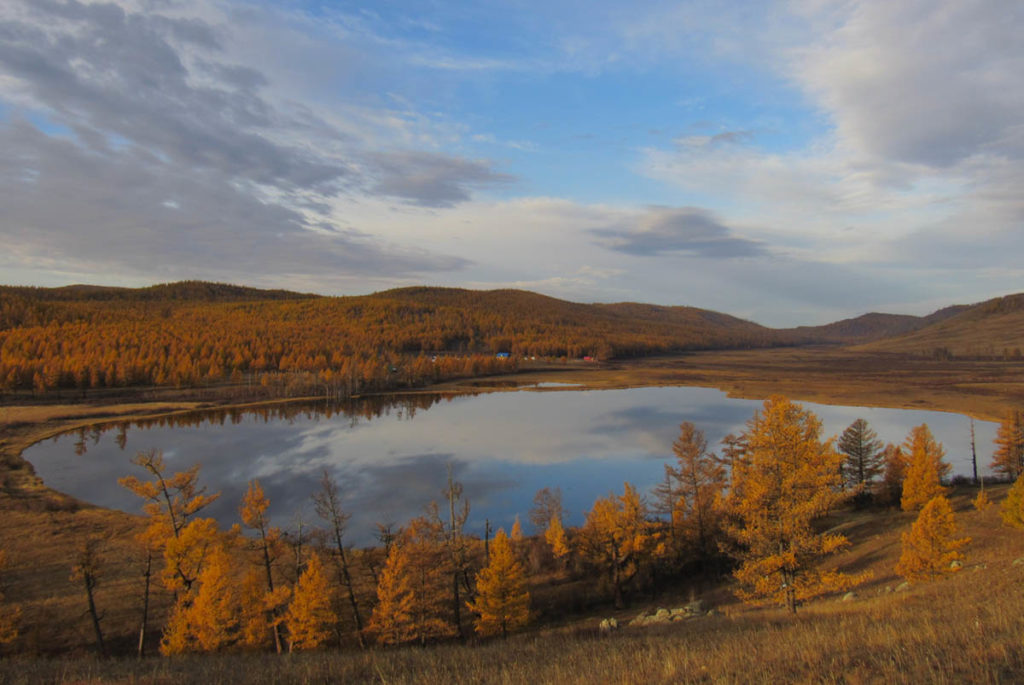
[6,396,1019,656]
[0,283,785,395]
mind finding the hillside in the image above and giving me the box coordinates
[0,283,786,397]
[783,305,968,344]
[857,294,1024,358]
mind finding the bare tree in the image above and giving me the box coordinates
[313,470,364,647]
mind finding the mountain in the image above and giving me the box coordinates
[856,294,1024,358]
[0,280,314,302]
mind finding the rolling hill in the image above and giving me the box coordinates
[856,294,1024,358]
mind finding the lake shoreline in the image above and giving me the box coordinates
[4,346,1023,509]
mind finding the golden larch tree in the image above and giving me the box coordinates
[900,424,951,512]
[367,540,417,646]
[239,480,284,652]
[1000,473,1024,529]
[285,553,337,652]
[728,396,865,613]
[991,409,1024,479]
[467,529,530,638]
[896,495,969,582]
[544,514,570,561]
[189,544,242,652]
[665,422,727,561]
[578,482,660,609]
[973,487,992,512]
[510,515,524,542]
[375,516,455,646]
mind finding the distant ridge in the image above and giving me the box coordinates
[0,280,315,302]
[856,294,1024,358]
[783,305,969,344]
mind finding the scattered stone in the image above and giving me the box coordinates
[654,608,671,619]
[950,560,963,570]
[895,581,910,593]
[706,609,720,617]
[599,618,618,634]
[974,564,987,572]
[841,591,856,602]
[1012,557,1024,567]
[884,586,893,593]
[685,599,705,615]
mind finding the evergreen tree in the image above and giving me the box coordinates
[837,418,884,489]
[900,424,950,512]
[467,530,531,638]
[896,495,969,582]
[728,396,865,613]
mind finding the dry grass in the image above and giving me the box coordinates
[2,489,1022,683]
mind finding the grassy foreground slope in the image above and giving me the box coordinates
[2,487,1022,684]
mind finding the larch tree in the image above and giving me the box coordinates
[466,529,530,638]
[991,409,1024,479]
[368,517,456,646]
[70,538,106,657]
[239,480,284,653]
[900,424,951,512]
[837,418,884,490]
[427,465,471,639]
[578,482,659,609]
[510,515,524,542]
[881,444,908,506]
[312,470,364,646]
[118,449,220,592]
[367,540,416,646]
[529,487,564,533]
[285,553,337,652]
[666,422,727,562]
[728,395,865,613]
[896,495,969,582]
[544,514,570,562]
[1000,473,1024,529]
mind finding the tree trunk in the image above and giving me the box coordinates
[137,551,151,658]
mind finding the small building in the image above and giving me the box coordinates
[495,352,511,359]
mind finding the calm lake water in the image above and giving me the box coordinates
[24,387,997,545]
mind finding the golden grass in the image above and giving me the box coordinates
[1,489,1021,683]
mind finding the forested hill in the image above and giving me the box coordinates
[0,283,784,394]
[855,294,1024,358]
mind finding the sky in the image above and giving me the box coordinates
[0,0,1022,326]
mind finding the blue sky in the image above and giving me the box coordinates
[1,0,1022,325]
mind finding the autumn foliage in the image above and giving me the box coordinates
[466,530,531,638]
[896,495,969,583]
[900,425,951,511]
[728,396,866,612]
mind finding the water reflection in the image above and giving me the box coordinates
[25,387,997,546]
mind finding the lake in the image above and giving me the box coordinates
[23,386,997,545]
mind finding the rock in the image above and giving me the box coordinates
[841,591,856,602]
[599,618,618,633]
[685,599,705,614]
[950,560,963,570]
[1013,557,1024,567]
[629,610,650,627]
[670,608,687,617]
[706,609,720,617]
[654,608,671,619]
[895,581,910,593]
[974,564,987,572]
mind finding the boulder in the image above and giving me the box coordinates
[685,599,705,615]
[950,560,963,570]
[841,591,856,602]
[599,618,618,634]
[895,581,910,593]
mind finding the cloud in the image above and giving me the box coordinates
[591,207,765,258]
[369,150,515,207]
[0,120,468,282]
[795,0,1024,169]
